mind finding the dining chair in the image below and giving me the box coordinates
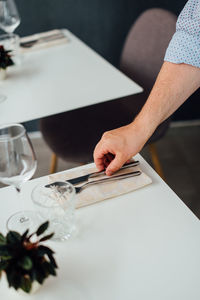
[40,8,177,178]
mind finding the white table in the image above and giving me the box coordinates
[0,154,199,299]
[0,29,142,125]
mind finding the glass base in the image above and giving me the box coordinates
[7,210,41,234]
[35,213,78,242]
[51,223,78,242]
[7,211,78,242]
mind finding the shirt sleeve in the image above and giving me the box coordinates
[164,0,200,68]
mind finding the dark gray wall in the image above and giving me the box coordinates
[11,0,200,128]
[15,0,185,66]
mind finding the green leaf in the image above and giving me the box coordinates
[35,269,45,284]
[18,256,33,271]
[6,231,21,244]
[36,221,49,236]
[21,229,29,241]
[0,256,12,260]
[0,233,6,245]
[0,245,13,259]
[20,276,32,293]
[0,260,8,271]
[48,253,58,269]
[30,269,37,281]
[39,232,54,242]
[37,245,54,257]
[6,269,21,289]
[43,261,56,276]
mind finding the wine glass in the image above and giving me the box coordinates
[0,123,37,231]
[0,0,20,102]
[0,0,20,34]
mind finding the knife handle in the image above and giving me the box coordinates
[89,160,140,179]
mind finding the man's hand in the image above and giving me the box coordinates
[93,123,148,176]
[93,62,200,176]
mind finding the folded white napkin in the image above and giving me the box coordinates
[49,162,152,209]
[20,29,69,53]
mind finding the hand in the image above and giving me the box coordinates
[93,123,149,176]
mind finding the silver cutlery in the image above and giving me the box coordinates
[68,160,139,185]
[46,170,141,194]
[20,32,65,48]
[46,160,140,187]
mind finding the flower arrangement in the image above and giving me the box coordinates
[0,45,14,69]
[0,221,58,294]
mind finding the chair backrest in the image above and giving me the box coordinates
[120,8,177,91]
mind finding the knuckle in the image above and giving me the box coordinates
[102,131,112,139]
[102,132,108,139]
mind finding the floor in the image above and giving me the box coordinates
[141,125,200,219]
[1,125,200,219]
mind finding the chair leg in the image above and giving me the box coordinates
[148,143,165,180]
[49,153,58,174]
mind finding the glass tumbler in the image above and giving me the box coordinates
[31,182,76,241]
[0,33,21,64]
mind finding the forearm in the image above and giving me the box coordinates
[94,0,200,175]
[132,61,200,139]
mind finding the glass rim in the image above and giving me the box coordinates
[0,123,26,142]
[31,181,76,208]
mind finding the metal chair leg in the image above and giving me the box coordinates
[49,153,58,174]
[148,143,165,180]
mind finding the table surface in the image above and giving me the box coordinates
[0,29,142,125]
[0,154,199,299]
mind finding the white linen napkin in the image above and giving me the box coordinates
[49,163,152,209]
[20,29,69,53]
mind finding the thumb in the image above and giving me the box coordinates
[106,154,125,176]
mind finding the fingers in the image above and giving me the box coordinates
[93,142,110,171]
[106,153,115,162]
[105,154,125,176]
[94,156,105,171]
[103,153,115,168]
[93,126,134,174]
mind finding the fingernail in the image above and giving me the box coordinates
[106,170,112,176]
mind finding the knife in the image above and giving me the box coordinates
[47,170,142,193]
[68,160,140,185]
[45,160,139,188]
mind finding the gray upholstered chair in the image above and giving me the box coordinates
[40,8,177,177]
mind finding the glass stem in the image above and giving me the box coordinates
[15,186,29,223]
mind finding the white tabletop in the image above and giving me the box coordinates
[0,29,142,125]
[0,154,199,299]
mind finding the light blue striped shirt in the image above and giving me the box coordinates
[164,0,200,68]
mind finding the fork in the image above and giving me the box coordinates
[48,170,141,194]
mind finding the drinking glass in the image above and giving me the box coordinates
[31,182,76,241]
[0,123,37,231]
[0,33,20,64]
[0,33,21,103]
[0,0,20,34]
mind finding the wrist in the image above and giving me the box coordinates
[128,116,155,142]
